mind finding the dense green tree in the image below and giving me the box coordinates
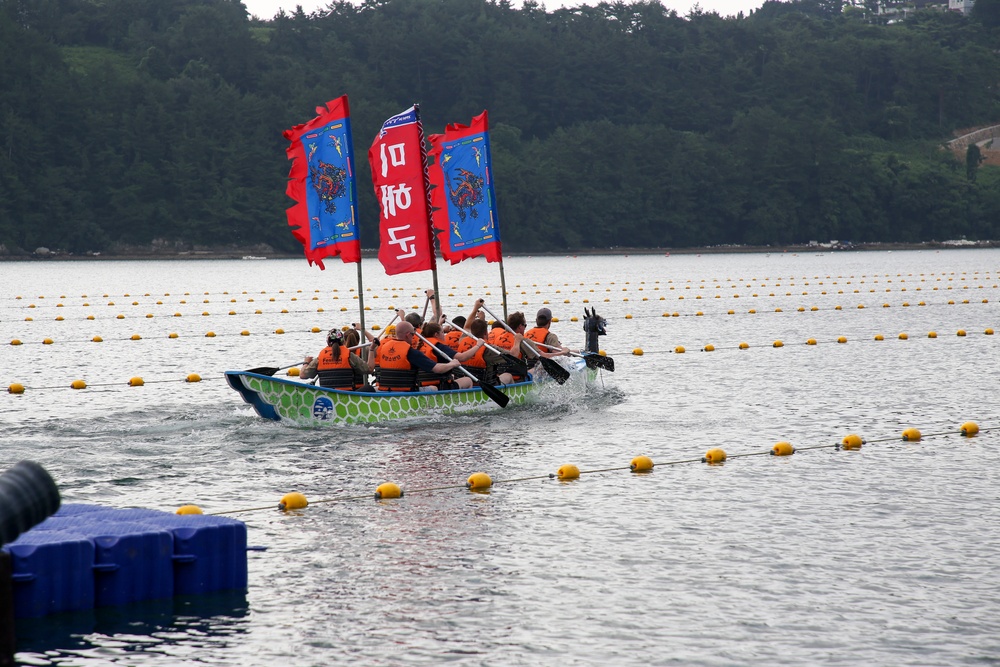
[1,0,999,256]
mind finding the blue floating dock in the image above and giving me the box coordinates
[2,505,249,619]
[5,530,95,618]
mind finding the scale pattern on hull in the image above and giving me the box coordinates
[240,374,533,425]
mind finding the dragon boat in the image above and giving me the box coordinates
[226,308,611,426]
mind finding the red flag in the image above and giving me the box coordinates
[282,96,361,269]
[368,106,436,276]
[427,110,503,264]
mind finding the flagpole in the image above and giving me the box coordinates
[415,102,442,325]
[356,260,366,333]
[498,259,509,321]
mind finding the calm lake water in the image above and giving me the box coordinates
[2,250,1000,666]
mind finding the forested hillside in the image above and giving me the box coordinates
[1,0,999,255]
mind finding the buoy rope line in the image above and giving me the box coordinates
[5,282,995,306]
[627,327,996,357]
[6,374,217,393]
[5,328,996,393]
[5,295,996,347]
[6,328,324,346]
[3,270,997,302]
[5,293,994,325]
[198,422,994,516]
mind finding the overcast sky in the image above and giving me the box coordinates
[242,0,766,21]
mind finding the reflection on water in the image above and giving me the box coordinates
[4,251,1000,665]
[15,592,249,665]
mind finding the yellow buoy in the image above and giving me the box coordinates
[703,448,727,464]
[176,505,203,515]
[773,340,783,348]
[557,464,580,480]
[241,330,250,336]
[840,434,864,450]
[8,383,25,394]
[275,328,285,334]
[874,334,884,341]
[985,328,994,335]
[674,346,685,354]
[128,377,144,387]
[957,329,967,337]
[466,472,493,491]
[898,333,908,340]
[205,331,216,337]
[837,336,847,344]
[632,348,644,356]
[168,332,179,339]
[928,331,937,338]
[374,482,403,499]
[278,492,309,510]
[287,367,300,377]
[806,338,817,345]
[92,336,103,343]
[70,379,87,390]
[55,316,64,321]
[771,441,795,456]
[130,334,141,341]
[630,455,654,473]
[738,342,749,349]
[960,421,979,437]
[186,373,201,383]
[902,427,921,441]
[43,338,54,345]
[311,326,322,333]
[703,344,715,352]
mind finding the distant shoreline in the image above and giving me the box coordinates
[0,240,993,261]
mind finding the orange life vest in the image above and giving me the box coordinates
[524,327,549,346]
[375,339,417,391]
[493,330,525,381]
[317,346,355,390]
[487,328,504,346]
[494,330,522,359]
[445,330,462,348]
[416,337,447,387]
[458,337,487,368]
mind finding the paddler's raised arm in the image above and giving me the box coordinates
[467,298,485,325]
[425,288,442,326]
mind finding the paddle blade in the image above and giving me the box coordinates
[539,356,570,385]
[502,353,528,376]
[245,367,280,376]
[479,380,510,408]
[583,353,615,372]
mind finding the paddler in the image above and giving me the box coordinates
[300,327,372,390]
[373,321,471,391]
[523,307,569,359]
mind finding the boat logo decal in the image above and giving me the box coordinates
[312,396,335,420]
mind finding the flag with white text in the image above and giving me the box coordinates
[368,106,436,276]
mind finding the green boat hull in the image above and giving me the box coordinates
[225,371,538,425]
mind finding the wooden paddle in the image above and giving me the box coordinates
[246,342,372,377]
[480,305,570,385]
[413,331,509,408]
[534,341,615,372]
